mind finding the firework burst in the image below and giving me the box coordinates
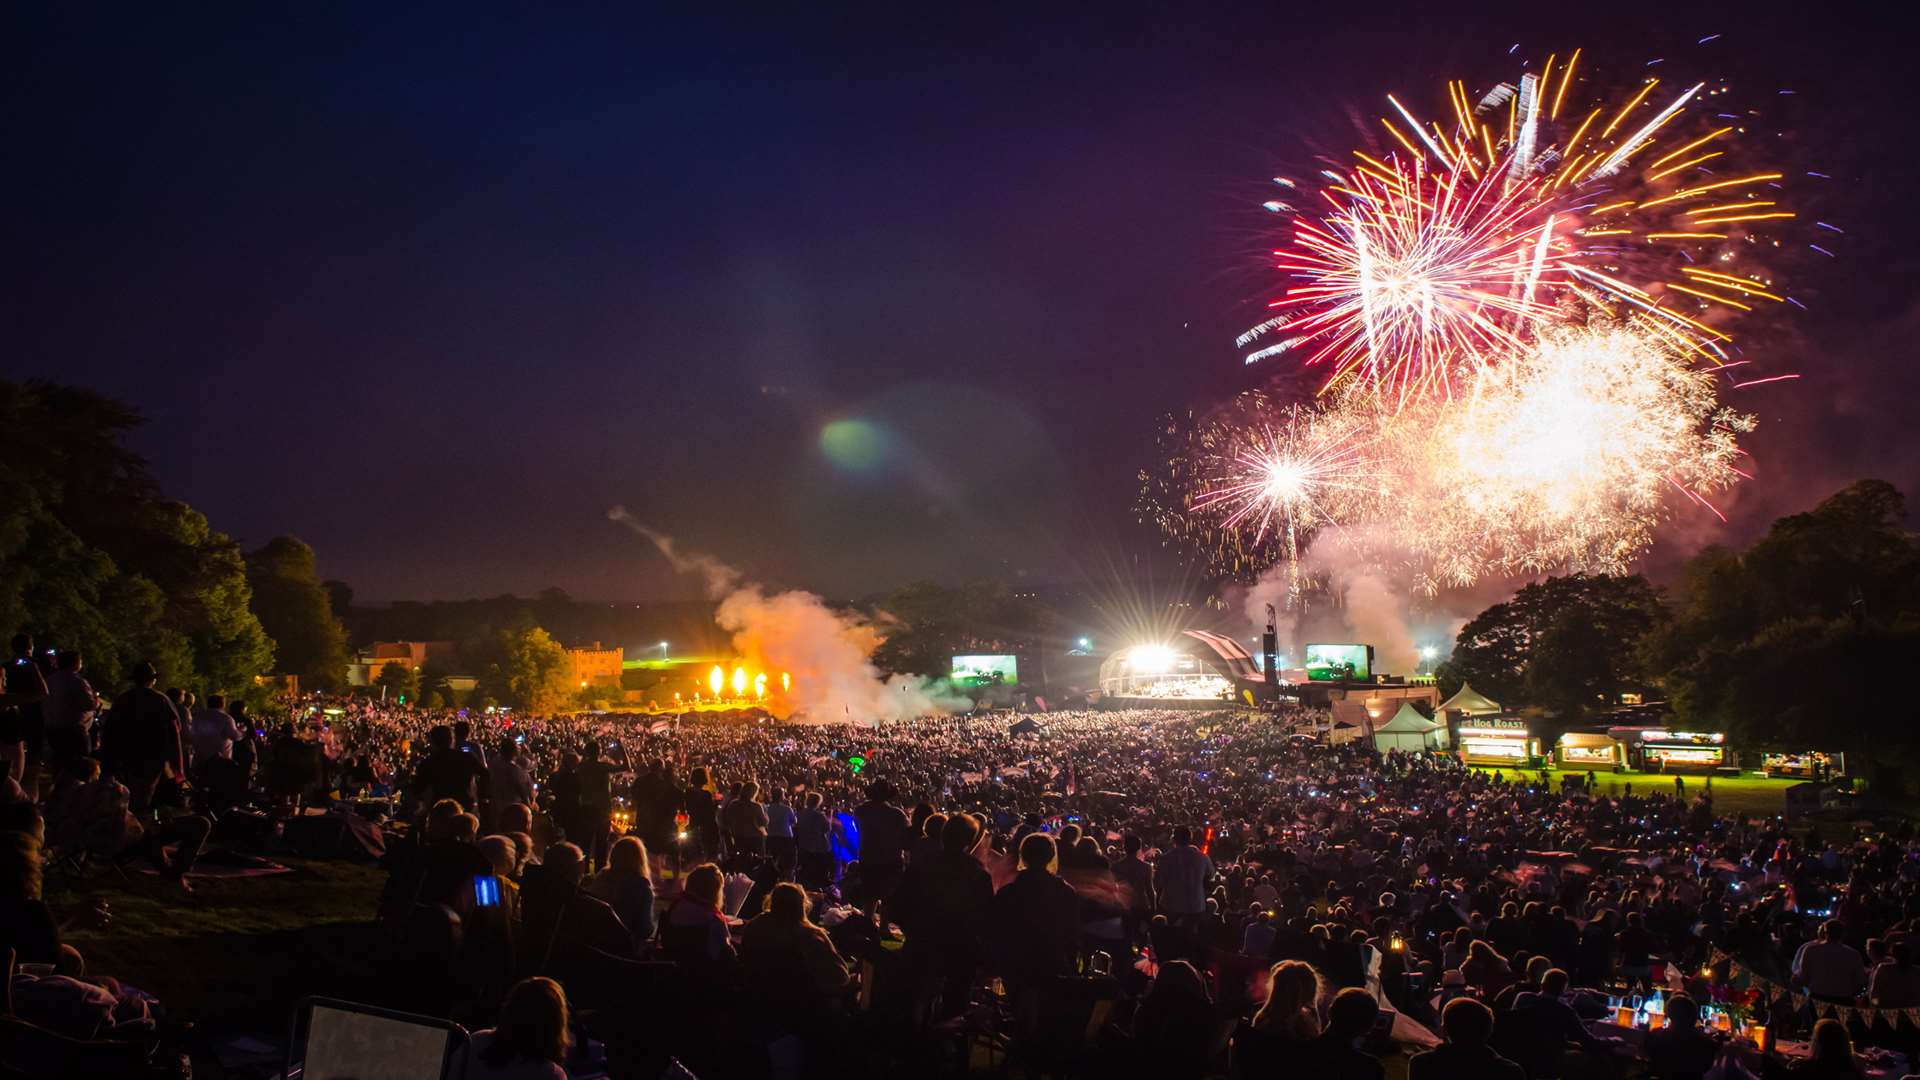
[1251,49,1796,406]
[1146,48,1818,593]
[1188,405,1375,607]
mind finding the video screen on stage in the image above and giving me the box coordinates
[1304,643,1371,682]
[951,654,1018,687]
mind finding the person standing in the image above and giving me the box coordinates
[97,662,185,812]
[43,650,99,774]
[574,740,628,873]
[1155,826,1215,919]
[795,791,834,888]
[188,693,242,771]
[1112,832,1157,943]
[853,780,910,906]
[2,633,49,785]
[986,833,1082,996]
[765,786,797,876]
[487,739,536,829]
[722,780,770,859]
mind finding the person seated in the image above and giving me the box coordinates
[1870,940,1920,1008]
[1462,939,1517,997]
[449,976,569,1080]
[1491,953,1551,1011]
[1407,998,1525,1080]
[740,881,850,1005]
[518,841,634,978]
[1643,993,1721,1080]
[417,809,496,913]
[585,836,656,950]
[41,756,209,893]
[1231,960,1322,1079]
[661,862,737,966]
[1294,986,1387,1080]
[477,835,524,923]
[1506,968,1601,1077]
[1764,1018,1862,1079]
[1131,960,1218,1080]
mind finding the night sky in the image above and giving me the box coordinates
[7,4,1915,605]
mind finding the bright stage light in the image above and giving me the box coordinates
[1128,644,1177,672]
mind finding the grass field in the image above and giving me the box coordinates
[56,856,387,1026]
[1468,765,1807,817]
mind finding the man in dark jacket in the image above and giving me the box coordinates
[1295,987,1388,1080]
[1409,998,1525,1080]
[98,662,184,811]
[987,832,1081,996]
[853,779,910,905]
[413,724,485,811]
[894,812,994,1015]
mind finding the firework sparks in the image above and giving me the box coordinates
[1152,49,1817,594]
[1251,50,1797,403]
[1188,405,1374,607]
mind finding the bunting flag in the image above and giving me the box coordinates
[1705,947,1918,1028]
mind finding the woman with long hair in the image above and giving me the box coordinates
[741,881,849,998]
[1232,960,1324,1079]
[586,835,655,948]
[1134,960,1217,1080]
[454,976,569,1079]
[661,862,736,971]
[1766,1017,1862,1079]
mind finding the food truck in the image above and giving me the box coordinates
[1757,750,1845,780]
[1455,718,1538,766]
[1555,731,1622,769]
[1613,728,1727,772]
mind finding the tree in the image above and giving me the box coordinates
[417,662,453,708]
[871,580,1055,680]
[1646,480,1920,783]
[466,622,573,711]
[374,661,420,704]
[0,379,271,692]
[247,536,350,691]
[1447,573,1665,717]
[322,579,354,617]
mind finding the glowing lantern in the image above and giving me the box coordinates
[709,665,724,697]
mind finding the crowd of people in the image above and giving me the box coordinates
[6,634,1920,1078]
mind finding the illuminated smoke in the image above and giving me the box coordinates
[609,507,958,723]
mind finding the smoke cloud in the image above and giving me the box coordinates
[609,507,959,723]
[1238,525,1484,675]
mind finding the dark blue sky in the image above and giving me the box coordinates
[6,4,1914,603]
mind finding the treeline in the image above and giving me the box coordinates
[1436,479,1920,780]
